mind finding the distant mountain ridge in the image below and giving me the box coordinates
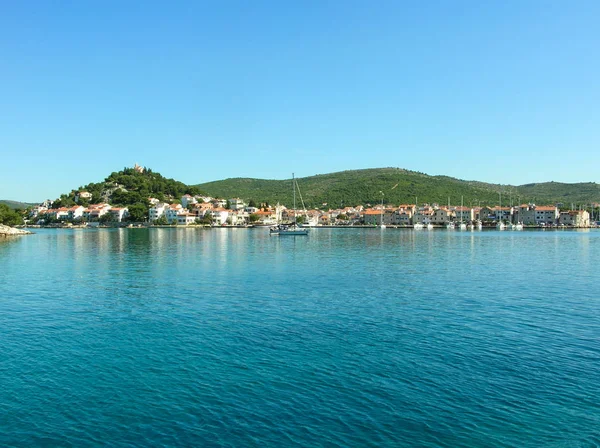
[0,200,35,210]
[195,168,600,208]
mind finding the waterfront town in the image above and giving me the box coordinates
[27,192,595,228]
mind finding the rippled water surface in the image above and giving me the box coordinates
[1,228,599,447]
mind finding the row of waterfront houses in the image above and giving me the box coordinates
[28,193,593,227]
[361,203,591,227]
[32,203,129,222]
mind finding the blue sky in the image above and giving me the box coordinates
[1,1,599,202]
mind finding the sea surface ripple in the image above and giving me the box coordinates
[1,228,599,447]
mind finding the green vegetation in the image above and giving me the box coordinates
[0,203,24,226]
[195,168,600,208]
[51,167,204,221]
[0,200,35,210]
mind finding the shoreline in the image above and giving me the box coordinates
[20,224,598,231]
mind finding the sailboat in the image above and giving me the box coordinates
[458,196,467,230]
[445,197,455,229]
[496,192,505,230]
[270,173,309,236]
[413,197,423,229]
[379,191,386,229]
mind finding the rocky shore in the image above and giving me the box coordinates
[0,224,32,236]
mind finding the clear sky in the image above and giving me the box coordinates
[1,0,599,202]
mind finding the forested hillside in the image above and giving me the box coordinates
[0,200,34,210]
[196,168,600,208]
[50,167,203,221]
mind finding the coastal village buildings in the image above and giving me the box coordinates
[432,208,450,225]
[29,190,595,228]
[176,213,197,225]
[515,204,560,225]
[108,207,129,222]
[74,191,93,203]
[455,206,474,223]
[228,198,245,211]
[559,210,590,227]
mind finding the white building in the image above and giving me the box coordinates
[29,205,48,218]
[176,213,197,225]
[165,204,184,223]
[212,199,227,208]
[181,194,197,208]
[559,210,590,227]
[87,204,112,221]
[228,198,245,210]
[68,206,85,220]
[149,202,169,221]
[109,207,129,222]
[209,208,230,225]
[75,191,93,203]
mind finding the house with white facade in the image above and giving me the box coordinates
[209,208,230,225]
[29,205,48,218]
[559,210,590,227]
[68,206,85,220]
[87,204,112,221]
[253,210,278,225]
[74,191,93,203]
[228,198,245,211]
[165,204,184,223]
[149,202,169,221]
[228,210,249,225]
[176,213,197,225]
[109,207,129,222]
[181,194,197,208]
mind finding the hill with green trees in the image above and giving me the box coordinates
[0,203,24,226]
[50,167,204,221]
[195,168,600,208]
[0,200,35,210]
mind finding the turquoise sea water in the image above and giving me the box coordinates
[1,228,599,447]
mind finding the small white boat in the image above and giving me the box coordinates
[515,222,524,230]
[426,223,434,230]
[271,173,309,236]
[413,223,424,230]
[446,222,455,230]
[497,221,506,230]
[459,223,467,230]
[270,224,309,236]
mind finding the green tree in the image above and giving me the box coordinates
[0,204,24,226]
[248,199,257,208]
[99,213,113,224]
[154,215,168,225]
[249,213,260,223]
[127,203,148,222]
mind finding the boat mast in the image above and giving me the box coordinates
[499,191,502,223]
[293,173,296,225]
[380,191,384,226]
